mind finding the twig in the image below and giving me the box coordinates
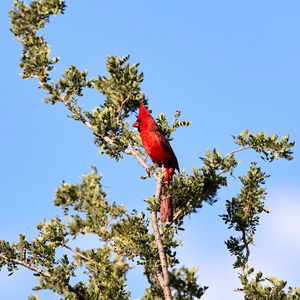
[126,145,160,181]
[116,94,131,124]
[62,243,93,263]
[151,180,172,300]
[241,228,250,261]
[0,253,50,277]
[104,216,116,231]
[241,228,250,276]
[224,146,254,158]
[62,243,98,273]
[171,207,185,225]
[0,252,86,299]
[217,146,254,176]
[173,146,255,222]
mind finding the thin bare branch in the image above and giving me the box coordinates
[0,253,50,277]
[0,252,86,299]
[62,243,98,273]
[62,243,92,263]
[240,228,251,277]
[241,229,250,261]
[116,94,131,123]
[171,208,185,225]
[217,146,254,176]
[126,145,160,181]
[151,180,172,300]
[224,146,254,158]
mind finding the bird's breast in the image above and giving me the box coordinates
[140,130,170,166]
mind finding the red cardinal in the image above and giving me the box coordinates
[133,102,179,223]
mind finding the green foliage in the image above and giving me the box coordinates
[53,167,126,238]
[28,294,39,300]
[9,0,65,79]
[110,212,153,261]
[233,130,294,162]
[202,148,239,175]
[88,55,146,159]
[143,149,230,223]
[5,0,299,300]
[37,255,77,297]
[171,167,226,220]
[10,0,66,36]
[92,55,145,116]
[9,0,191,162]
[169,147,239,221]
[239,269,300,300]
[156,110,191,141]
[170,267,208,300]
[141,267,208,300]
[9,0,146,161]
[220,133,298,297]
[41,168,206,298]
[43,66,91,105]
[1,168,131,299]
[90,105,136,160]
[110,211,167,284]
[221,163,269,269]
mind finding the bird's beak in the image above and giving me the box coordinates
[133,121,139,128]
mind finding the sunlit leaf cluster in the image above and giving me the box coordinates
[221,163,269,269]
[170,267,208,300]
[156,111,191,141]
[92,55,145,117]
[239,269,300,300]
[141,266,208,300]
[9,0,65,79]
[233,130,294,162]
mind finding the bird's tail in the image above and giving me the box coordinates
[160,167,174,223]
[160,191,173,223]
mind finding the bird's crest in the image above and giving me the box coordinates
[138,102,152,119]
[133,102,159,131]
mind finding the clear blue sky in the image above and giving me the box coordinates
[1,1,300,299]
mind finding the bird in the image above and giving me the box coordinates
[133,102,179,223]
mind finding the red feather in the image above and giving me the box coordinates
[133,103,179,222]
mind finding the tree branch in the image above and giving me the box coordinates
[62,243,98,273]
[62,243,94,264]
[171,208,184,225]
[39,79,160,181]
[126,145,160,181]
[0,253,50,277]
[172,146,255,222]
[217,146,254,176]
[39,77,171,298]
[116,93,131,124]
[224,146,254,158]
[151,180,172,300]
[0,252,86,300]
[242,228,250,263]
